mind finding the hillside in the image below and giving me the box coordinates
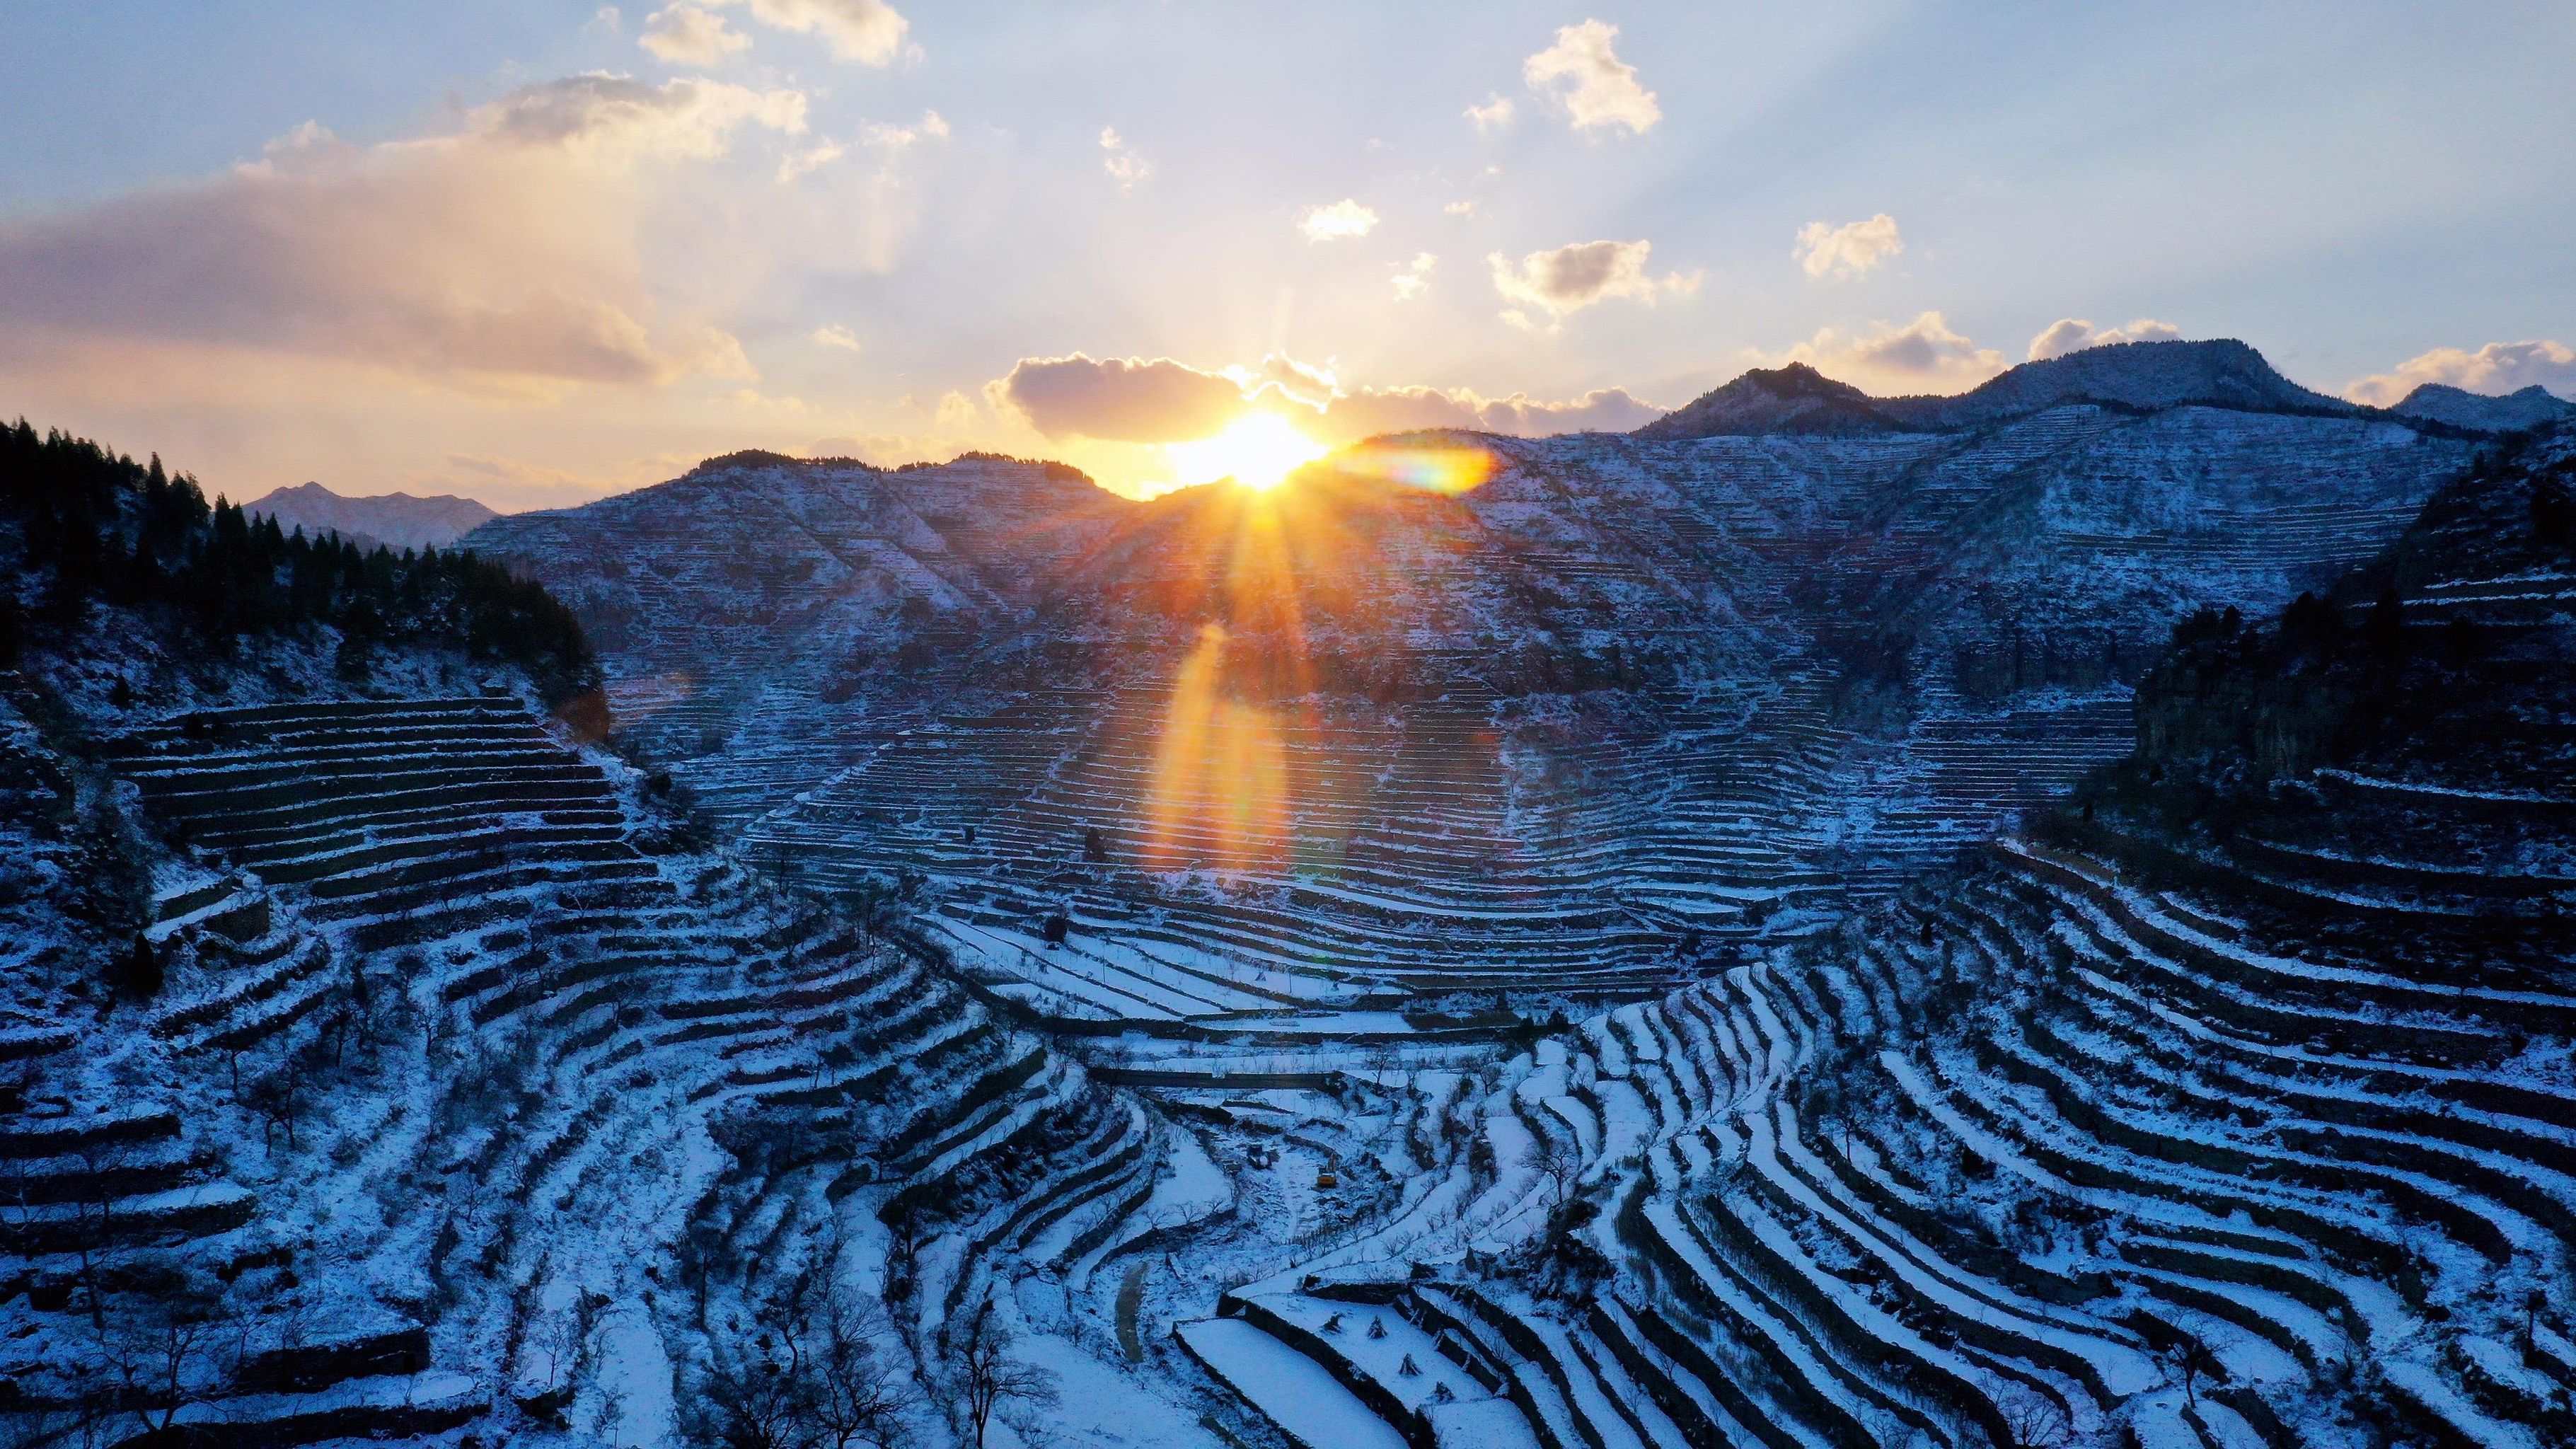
[1644,340,2360,443]
[1142,420,2576,1449]
[2392,383,2575,434]
[0,427,1181,1448]
[4,410,2568,1448]
[246,482,500,554]
[468,345,2477,1034]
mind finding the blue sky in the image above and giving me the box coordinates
[3,1,2571,505]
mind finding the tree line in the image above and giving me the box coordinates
[0,419,603,719]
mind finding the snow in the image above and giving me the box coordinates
[1177,1317,1409,1449]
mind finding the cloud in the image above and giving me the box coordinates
[1099,127,1151,196]
[1465,94,1515,132]
[778,108,944,182]
[2026,316,2181,362]
[703,0,911,65]
[1779,311,2006,394]
[810,324,862,351]
[473,73,807,161]
[776,139,843,181]
[439,452,638,511]
[1793,214,1902,281]
[1224,352,1341,410]
[987,354,1248,443]
[987,349,1665,449]
[1523,21,1660,135]
[1487,238,1692,329]
[1316,384,1664,441]
[1298,199,1379,243]
[0,79,801,390]
[587,7,625,35]
[1390,253,1438,301]
[933,390,979,432]
[640,4,750,64]
[1443,199,1478,218]
[2343,339,2576,406]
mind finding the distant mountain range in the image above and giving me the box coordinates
[2389,381,2575,432]
[1637,337,2568,440]
[244,480,499,553]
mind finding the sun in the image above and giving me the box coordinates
[1165,412,1330,491]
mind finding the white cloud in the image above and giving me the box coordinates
[933,389,978,431]
[587,7,625,35]
[0,85,796,390]
[1443,199,1479,218]
[2343,338,2576,406]
[1487,238,1692,330]
[1523,21,1660,135]
[2027,316,2182,362]
[776,139,843,181]
[1298,199,1379,243]
[1223,353,1341,411]
[809,324,861,351]
[473,73,807,163]
[1465,94,1515,132]
[703,0,911,65]
[640,4,750,64]
[1099,127,1151,196]
[1779,311,2006,394]
[1793,214,1902,281]
[1390,253,1438,301]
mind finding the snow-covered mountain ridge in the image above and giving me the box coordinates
[6,410,2572,1446]
[469,347,2478,1029]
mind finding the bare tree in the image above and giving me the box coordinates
[810,1285,908,1449]
[2161,1330,2222,1410]
[1996,1383,2072,1449]
[1534,1135,1584,1209]
[693,1276,908,1449]
[945,1298,1056,1449]
[93,1288,222,1444]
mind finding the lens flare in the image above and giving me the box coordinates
[1163,412,1331,491]
[1329,438,1496,495]
[1143,623,1291,872]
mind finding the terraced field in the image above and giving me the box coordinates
[475,403,2468,1032]
[1136,424,2576,1448]
[4,694,1213,1445]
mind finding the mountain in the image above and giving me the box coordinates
[2391,380,2575,433]
[1631,362,1902,439]
[1644,338,2357,441]
[11,412,2572,1448]
[470,393,2473,1039]
[245,480,499,552]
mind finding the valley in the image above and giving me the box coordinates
[3,343,2570,1448]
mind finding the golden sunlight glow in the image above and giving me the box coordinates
[1162,411,1331,491]
[1143,623,1291,872]
[1329,438,1496,496]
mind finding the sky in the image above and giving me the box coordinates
[2,1,2572,508]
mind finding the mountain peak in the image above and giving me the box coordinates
[2390,380,2575,433]
[246,480,500,552]
[1633,361,1898,440]
[1641,337,2365,441]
